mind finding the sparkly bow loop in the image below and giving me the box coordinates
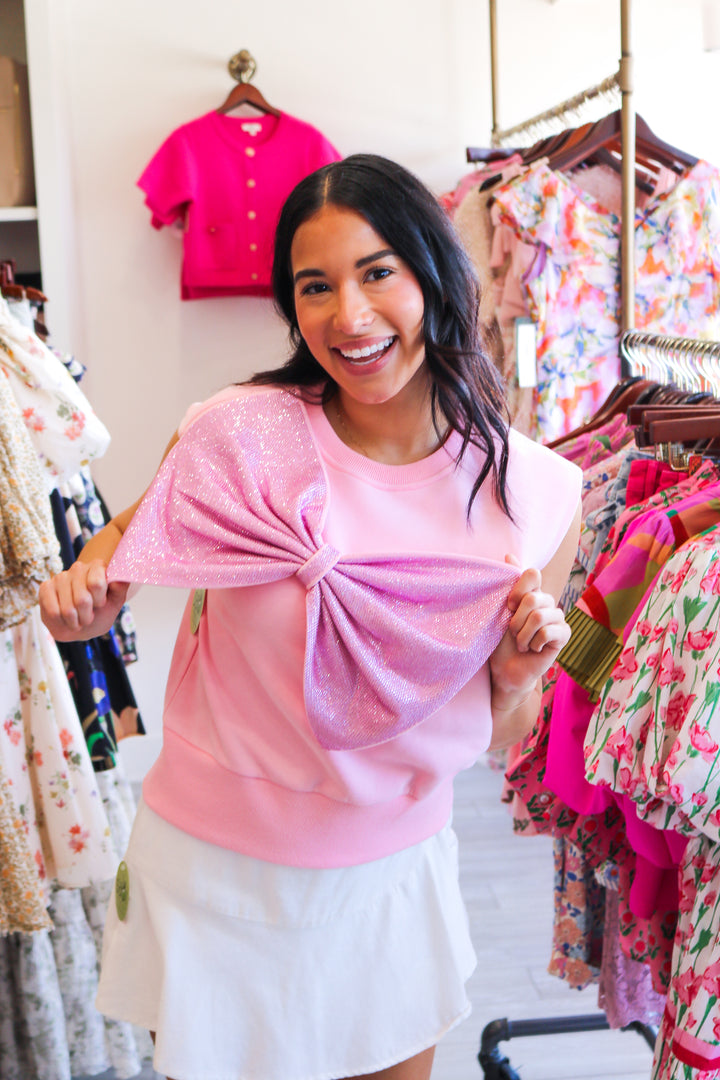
[108,392,519,750]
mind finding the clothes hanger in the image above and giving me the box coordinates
[216,49,280,118]
[548,110,698,176]
[522,122,592,167]
[646,415,720,446]
[544,376,654,449]
[630,401,720,447]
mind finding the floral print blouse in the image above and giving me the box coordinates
[493,160,720,441]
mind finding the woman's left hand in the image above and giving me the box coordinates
[489,555,571,713]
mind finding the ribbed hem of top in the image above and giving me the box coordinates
[556,606,622,702]
[142,729,454,868]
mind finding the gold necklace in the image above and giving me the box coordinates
[331,396,449,462]
[332,398,372,458]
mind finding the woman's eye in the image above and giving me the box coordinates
[300,281,329,296]
[366,267,393,283]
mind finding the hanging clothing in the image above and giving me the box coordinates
[492,159,720,441]
[0,368,61,630]
[585,526,720,1076]
[0,760,51,935]
[0,297,110,490]
[504,435,719,1014]
[138,109,341,299]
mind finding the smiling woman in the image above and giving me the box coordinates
[38,154,582,1080]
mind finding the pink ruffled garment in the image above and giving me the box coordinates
[585,527,720,1075]
[505,453,708,995]
[551,412,634,466]
[108,390,520,752]
[546,482,720,919]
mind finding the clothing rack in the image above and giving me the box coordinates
[486,74,620,149]
[479,0,636,355]
[477,330,720,1076]
[477,1016,657,1080]
[471,8,666,1072]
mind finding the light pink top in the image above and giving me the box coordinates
[137,111,340,299]
[109,386,581,866]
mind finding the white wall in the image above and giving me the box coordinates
[29,0,720,779]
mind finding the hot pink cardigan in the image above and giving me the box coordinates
[108,386,581,866]
[137,110,340,299]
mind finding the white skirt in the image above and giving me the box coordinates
[96,800,477,1080]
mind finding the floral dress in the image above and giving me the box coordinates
[0,609,117,897]
[585,525,720,1077]
[493,160,720,441]
[0,297,110,490]
[0,371,62,630]
[506,459,720,997]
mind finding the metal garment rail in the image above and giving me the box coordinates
[485,0,636,359]
[621,328,720,391]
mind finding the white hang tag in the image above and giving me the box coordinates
[514,318,538,388]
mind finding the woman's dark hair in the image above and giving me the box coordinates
[249,153,512,519]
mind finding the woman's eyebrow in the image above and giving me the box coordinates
[293,267,325,283]
[355,249,396,268]
[293,249,397,285]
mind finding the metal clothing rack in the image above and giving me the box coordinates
[472,9,661,1073]
[481,0,636,358]
[478,1015,658,1080]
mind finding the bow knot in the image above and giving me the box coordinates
[296,544,341,589]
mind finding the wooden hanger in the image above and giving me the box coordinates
[544,377,656,449]
[646,415,720,446]
[548,110,697,176]
[629,400,720,447]
[217,49,280,118]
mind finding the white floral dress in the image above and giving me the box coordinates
[0,297,110,491]
[0,609,117,898]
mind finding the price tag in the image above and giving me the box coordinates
[190,589,206,634]
[514,318,538,388]
[115,861,129,921]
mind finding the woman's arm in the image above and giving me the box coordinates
[38,431,179,642]
[488,499,581,750]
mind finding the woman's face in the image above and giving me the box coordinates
[290,204,428,407]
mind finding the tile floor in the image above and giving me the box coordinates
[75,762,655,1080]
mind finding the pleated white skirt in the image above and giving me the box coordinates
[96,799,477,1080]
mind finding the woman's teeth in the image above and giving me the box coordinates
[338,337,394,362]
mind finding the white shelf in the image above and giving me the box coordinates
[0,206,38,222]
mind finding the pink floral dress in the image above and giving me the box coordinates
[493,160,720,441]
[585,526,720,1077]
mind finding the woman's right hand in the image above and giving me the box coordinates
[38,559,129,642]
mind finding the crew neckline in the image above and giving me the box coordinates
[208,109,283,152]
[304,399,464,488]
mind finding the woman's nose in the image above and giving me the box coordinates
[333,286,372,334]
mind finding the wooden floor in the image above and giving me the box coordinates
[78,762,655,1080]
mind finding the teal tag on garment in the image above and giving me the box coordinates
[190,589,206,634]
